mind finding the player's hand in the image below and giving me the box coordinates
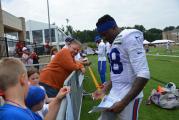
[107,101,126,113]
[80,67,86,74]
[79,58,91,66]
[92,89,105,100]
[83,60,91,66]
[56,86,70,100]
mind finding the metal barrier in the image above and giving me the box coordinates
[0,37,8,58]
[0,37,52,59]
[25,63,48,70]
[56,71,84,120]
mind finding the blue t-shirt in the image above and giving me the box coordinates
[0,104,42,120]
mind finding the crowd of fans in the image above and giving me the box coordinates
[0,37,91,120]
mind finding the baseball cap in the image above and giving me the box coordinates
[25,86,46,109]
[22,47,28,51]
[65,37,74,42]
[94,35,102,42]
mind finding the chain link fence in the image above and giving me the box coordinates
[0,37,53,59]
[0,37,8,58]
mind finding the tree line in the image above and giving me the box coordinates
[62,25,179,43]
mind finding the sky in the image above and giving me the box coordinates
[1,0,179,31]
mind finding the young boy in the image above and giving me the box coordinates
[0,57,70,120]
[25,85,48,119]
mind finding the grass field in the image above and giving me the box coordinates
[147,45,179,56]
[80,46,179,120]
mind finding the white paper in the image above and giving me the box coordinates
[88,106,108,113]
[88,95,119,113]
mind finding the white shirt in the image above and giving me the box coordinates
[51,55,55,60]
[75,53,82,61]
[166,42,170,49]
[96,40,106,61]
[108,29,150,100]
[37,104,49,119]
[22,53,33,64]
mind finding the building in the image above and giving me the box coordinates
[0,1,3,38]
[162,29,179,43]
[0,1,66,58]
[0,1,26,58]
[26,20,66,48]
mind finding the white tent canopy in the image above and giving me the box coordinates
[143,40,150,44]
[85,47,94,55]
[151,39,175,44]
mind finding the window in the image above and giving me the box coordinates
[44,29,55,42]
[26,31,30,40]
[32,30,43,44]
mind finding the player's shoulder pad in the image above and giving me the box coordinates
[114,29,143,45]
[120,29,143,39]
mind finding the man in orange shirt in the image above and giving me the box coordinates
[40,40,85,97]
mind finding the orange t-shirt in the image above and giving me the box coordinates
[40,48,83,90]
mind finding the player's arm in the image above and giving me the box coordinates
[121,33,150,104]
[102,80,112,92]
[108,78,148,112]
[92,80,112,100]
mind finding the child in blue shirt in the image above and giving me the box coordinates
[25,85,48,119]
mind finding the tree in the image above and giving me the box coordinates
[72,29,97,43]
[68,24,164,43]
[144,28,162,42]
[163,26,175,31]
[133,25,145,32]
[176,26,179,29]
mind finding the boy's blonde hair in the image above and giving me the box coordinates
[0,57,26,91]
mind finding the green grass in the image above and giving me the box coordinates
[148,45,179,56]
[80,48,179,120]
[80,55,105,120]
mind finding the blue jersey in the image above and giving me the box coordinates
[0,104,42,120]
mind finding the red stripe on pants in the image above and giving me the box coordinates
[132,99,139,120]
